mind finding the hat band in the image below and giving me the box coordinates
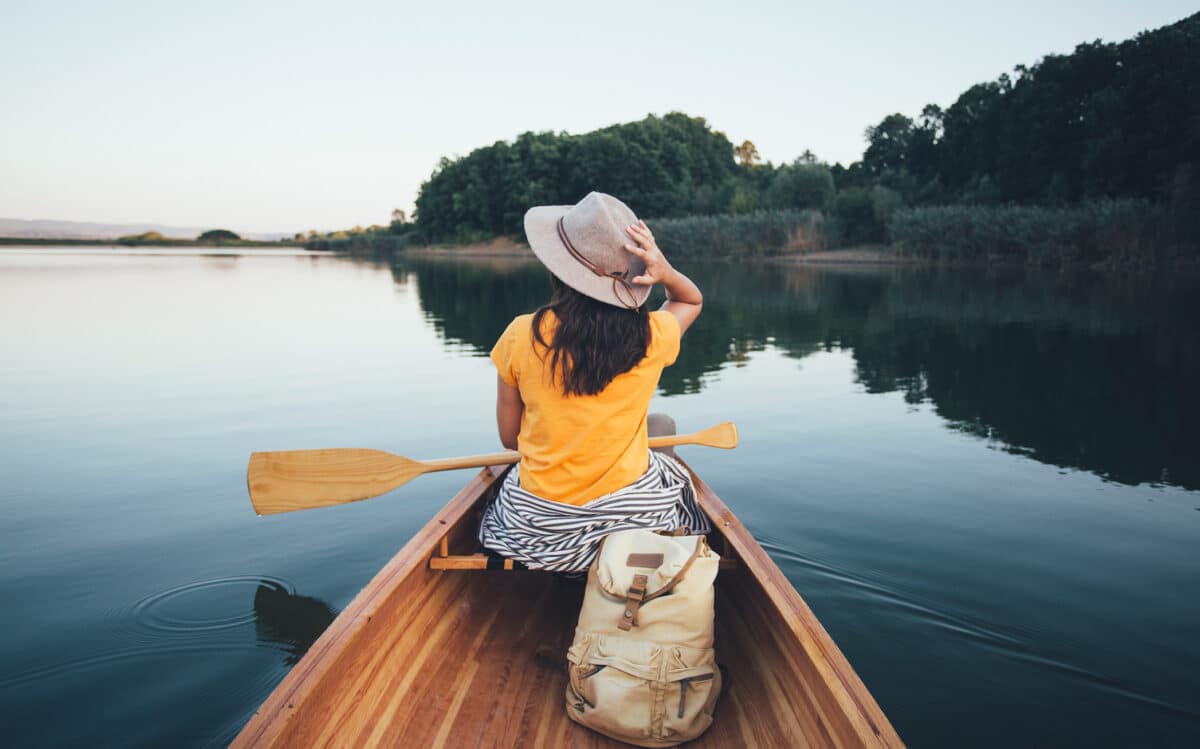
[556,217,639,310]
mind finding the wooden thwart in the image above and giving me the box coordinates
[428,552,739,572]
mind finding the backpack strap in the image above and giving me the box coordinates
[617,573,649,631]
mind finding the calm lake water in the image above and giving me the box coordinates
[1,248,1198,747]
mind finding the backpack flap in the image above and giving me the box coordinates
[595,530,703,604]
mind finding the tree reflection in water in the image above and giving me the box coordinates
[388,254,1200,490]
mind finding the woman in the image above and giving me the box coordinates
[478,191,707,572]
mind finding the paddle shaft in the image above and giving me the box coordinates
[417,432,711,474]
[248,421,737,515]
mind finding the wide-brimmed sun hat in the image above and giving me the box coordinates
[524,191,652,310]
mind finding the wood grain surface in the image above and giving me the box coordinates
[232,464,903,748]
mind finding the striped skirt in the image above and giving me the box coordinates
[477,450,712,573]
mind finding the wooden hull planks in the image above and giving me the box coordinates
[232,464,903,748]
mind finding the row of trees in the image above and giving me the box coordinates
[318,11,1197,262]
[413,113,742,240]
[403,118,889,246]
[845,11,1198,210]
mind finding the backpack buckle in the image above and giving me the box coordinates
[618,573,649,631]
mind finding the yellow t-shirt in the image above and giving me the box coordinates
[490,309,681,505]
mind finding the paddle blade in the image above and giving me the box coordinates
[653,421,738,450]
[247,448,426,516]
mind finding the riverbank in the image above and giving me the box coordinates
[775,245,919,264]
[405,236,530,258]
[397,231,1197,272]
[406,238,924,267]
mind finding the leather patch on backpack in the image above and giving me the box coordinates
[626,553,664,569]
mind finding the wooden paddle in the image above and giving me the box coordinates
[248,421,738,516]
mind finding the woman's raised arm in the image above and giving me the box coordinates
[624,221,702,333]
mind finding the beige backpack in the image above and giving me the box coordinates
[565,529,722,747]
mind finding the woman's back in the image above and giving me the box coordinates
[491,308,681,505]
[482,191,704,571]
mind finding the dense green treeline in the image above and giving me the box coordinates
[314,12,1198,265]
[414,113,743,240]
[852,11,1199,263]
[409,116,857,246]
[848,12,1199,208]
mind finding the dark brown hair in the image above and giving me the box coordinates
[531,275,651,396]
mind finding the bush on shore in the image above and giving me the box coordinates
[197,229,240,242]
[306,228,425,254]
[117,231,167,244]
[889,199,1192,267]
[648,210,833,258]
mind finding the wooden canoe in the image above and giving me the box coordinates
[232,463,904,748]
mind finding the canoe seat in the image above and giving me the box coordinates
[428,552,527,571]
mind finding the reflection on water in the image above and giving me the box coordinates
[1,248,1197,748]
[253,583,338,666]
[400,255,1200,491]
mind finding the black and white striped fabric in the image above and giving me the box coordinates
[478,450,712,573]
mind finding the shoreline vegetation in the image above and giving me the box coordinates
[0,230,301,248]
[402,234,914,266]
[0,237,301,248]
[308,12,1197,270]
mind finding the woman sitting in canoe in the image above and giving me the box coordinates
[478,191,708,572]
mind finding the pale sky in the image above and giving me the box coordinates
[1,1,1193,234]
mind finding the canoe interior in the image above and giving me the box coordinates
[234,466,903,748]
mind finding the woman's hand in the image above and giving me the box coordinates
[624,219,703,334]
[624,221,675,287]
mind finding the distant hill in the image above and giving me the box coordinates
[0,218,290,242]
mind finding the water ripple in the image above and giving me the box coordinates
[0,641,268,691]
[131,575,293,635]
[760,540,1200,721]
[1,575,296,692]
